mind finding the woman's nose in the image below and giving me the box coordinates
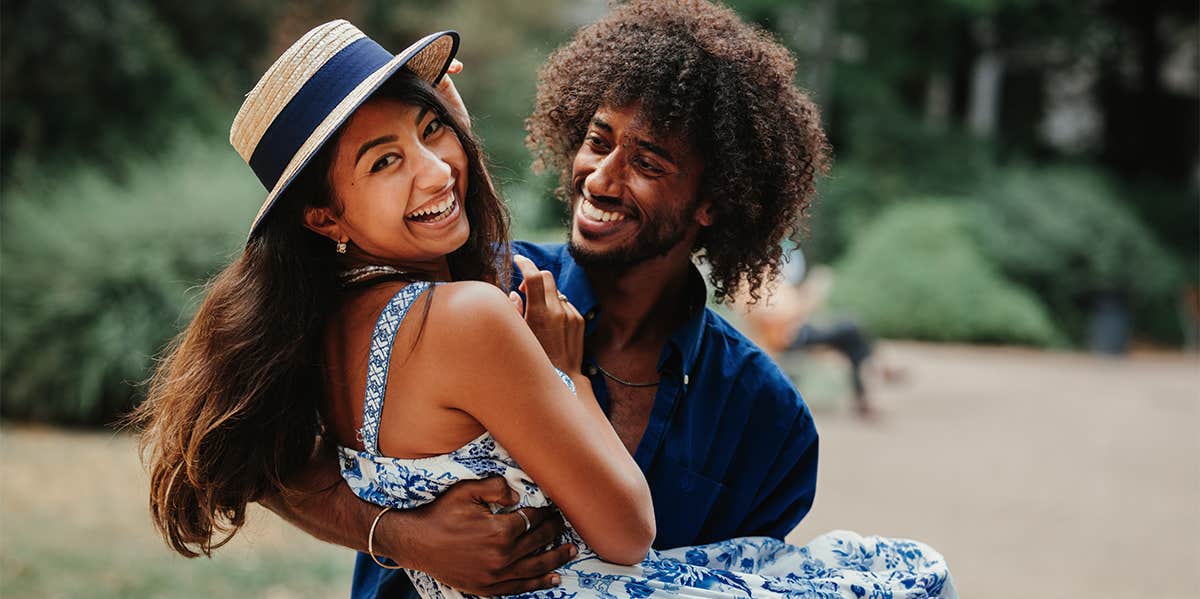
[412,145,454,192]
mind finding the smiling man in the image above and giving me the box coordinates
[263,1,832,597]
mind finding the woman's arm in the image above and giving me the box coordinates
[424,281,655,565]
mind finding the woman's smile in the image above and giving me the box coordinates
[405,186,461,227]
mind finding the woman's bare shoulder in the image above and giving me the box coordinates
[426,281,521,334]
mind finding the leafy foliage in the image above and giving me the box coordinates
[1,138,258,424]
[830,202,1064,346]
[1,0,276,179]
[965,166,1183,341]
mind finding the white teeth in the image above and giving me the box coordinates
[581,198,625,223]
[408,194,455,219]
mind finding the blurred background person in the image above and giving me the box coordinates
[732,242,883,417]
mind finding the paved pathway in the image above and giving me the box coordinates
[783,342,1200,599]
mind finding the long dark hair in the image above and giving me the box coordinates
[132,69,510,557]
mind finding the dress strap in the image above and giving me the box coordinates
[359,281,433,456]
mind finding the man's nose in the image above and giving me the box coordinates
[413,145,454,192]
[584,151,624,201]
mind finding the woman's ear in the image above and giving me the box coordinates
[303,206,342,242]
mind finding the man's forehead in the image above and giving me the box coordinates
[591,104,694,161]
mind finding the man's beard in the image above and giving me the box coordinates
[567,203,692,270]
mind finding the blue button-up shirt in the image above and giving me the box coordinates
[351,241,818,598]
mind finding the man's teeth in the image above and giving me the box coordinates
[408,194,454,219]
[581,198,625,222]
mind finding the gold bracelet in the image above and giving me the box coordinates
[368,506,404,570]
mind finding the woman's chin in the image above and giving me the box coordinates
[414,225,471,262]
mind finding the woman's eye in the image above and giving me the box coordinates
[424,118,444,137]
[371,154,400,172]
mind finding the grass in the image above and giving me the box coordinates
[0,424,353,598]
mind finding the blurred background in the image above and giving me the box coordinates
[1,1,1196,597]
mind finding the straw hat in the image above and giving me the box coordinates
[231,20,459,237]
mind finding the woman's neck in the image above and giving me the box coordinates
[340,252,453,282]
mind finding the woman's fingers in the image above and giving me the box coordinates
[448,59,463,74]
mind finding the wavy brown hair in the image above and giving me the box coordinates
[131,70,510,558]
[526,0,830,302]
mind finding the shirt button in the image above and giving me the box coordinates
[586,366,598,376]
[585,310,596,321]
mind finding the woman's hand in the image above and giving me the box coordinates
[511,255,584,375]
[437,59,471,131]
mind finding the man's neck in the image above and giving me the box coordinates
[585,242,697,352]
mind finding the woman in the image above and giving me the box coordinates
[137,21,955,598]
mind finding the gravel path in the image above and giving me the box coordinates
[784,342,1200,599]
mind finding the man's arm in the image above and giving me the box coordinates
[261,446,576,595]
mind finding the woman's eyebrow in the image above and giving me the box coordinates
[354,135,399,165]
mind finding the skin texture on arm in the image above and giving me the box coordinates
[425,281,655,565]
[258,446,379,553]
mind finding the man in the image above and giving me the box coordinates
[265,1,830,596]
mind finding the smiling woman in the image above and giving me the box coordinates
[302,90,473,278]
[129,21,518,560]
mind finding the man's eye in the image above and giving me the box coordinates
[371,154,400,172]
[587,136,610,151]
[635,158,663,174]
[424,119,443,137]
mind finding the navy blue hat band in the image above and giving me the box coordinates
[248,37,392,190]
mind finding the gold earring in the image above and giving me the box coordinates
[335,240,348,254]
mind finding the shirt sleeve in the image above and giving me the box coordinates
[737,381,820,540]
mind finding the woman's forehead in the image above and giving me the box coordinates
[343,100,427,137]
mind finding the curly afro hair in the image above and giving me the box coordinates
[526,0,830,302]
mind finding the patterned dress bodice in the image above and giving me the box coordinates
[338,281,576,513]
[337,282,957,599]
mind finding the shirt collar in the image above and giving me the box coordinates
[553,244,600,334]
[554,244,707,373]
[660,265,708,375]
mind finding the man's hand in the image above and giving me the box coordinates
[436,59,470,132]
[380,476,576,595]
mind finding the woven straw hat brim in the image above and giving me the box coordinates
[246,31,459,238]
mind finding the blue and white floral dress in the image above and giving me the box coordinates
[339,283,957,599]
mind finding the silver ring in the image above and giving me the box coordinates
[516,509,531,533]
[557,292,568,302]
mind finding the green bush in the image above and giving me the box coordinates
[1,1,276,179]
[830,202,1064,346]
[1,138,259,424]
[965,166,1183,342]
[804,115,996,265]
